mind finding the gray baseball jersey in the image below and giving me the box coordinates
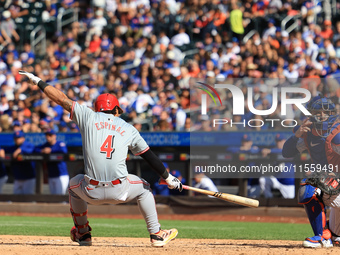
[71,102,149,181]
[69,101,161,235]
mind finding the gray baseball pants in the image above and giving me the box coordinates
[68,174,160,234]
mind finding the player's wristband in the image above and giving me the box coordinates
[165,173,174,183]
[38,80,49,92]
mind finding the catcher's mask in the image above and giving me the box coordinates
[94,93,123,114]
[307,96,338,137]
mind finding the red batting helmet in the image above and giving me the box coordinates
[94,93,123,114]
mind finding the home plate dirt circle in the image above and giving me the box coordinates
[0,236,336,255]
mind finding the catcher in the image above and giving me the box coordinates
[19,71,183,247]
[283,95,340,248]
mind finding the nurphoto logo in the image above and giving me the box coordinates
[196,82,223,115]
[197,83,312,128]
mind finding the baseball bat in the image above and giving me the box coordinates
[160,180,259,208]
[183,185,259,208]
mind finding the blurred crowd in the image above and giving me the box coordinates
[0,0,340,133]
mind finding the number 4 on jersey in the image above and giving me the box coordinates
[100,135,115,159]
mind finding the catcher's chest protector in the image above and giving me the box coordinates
[302,123,340,167]
[325,123,340,168]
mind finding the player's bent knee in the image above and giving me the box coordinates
[298,180,320,204]
[69,174,85,187]
[68,188,80,198]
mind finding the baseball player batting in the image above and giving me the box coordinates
[19,71,183,247]
[283,95,340,248]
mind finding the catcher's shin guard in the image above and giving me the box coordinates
[299,182,328,237]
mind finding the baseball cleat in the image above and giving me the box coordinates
[303,236,333,248]
[331,235,340,245]
[150,228,178,247]
[70,226,92,246]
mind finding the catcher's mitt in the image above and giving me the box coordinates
[306,172,340,195]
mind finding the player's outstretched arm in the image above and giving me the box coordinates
[19,71,74,112]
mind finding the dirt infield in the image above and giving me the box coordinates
[0,235,337,255]
[0,211,330,254]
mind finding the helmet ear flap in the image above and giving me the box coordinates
[114,106,123,114]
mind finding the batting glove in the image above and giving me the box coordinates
[19,70,41,85]
[165,173,183,192]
